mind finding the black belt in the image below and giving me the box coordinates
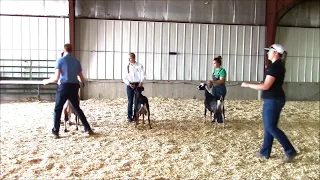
[61,82,79,84]
[60,82,80,86]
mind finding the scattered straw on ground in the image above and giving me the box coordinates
[0,98,319,179]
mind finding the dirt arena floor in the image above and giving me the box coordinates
[0,98,319,179]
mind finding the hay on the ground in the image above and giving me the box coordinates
[0,98,319,179]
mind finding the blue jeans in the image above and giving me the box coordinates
[212,85,227,123]
[52,83,91,133]
[260,98,297,158]
[126,84,141,120]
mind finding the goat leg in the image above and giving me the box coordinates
[223,106,226,120]
[142,114,145,124]
[143,105,148,124]
[64,119,68,132]
[64,109,69,132]
[75,114,79,131]
[146,107,151,129]
[222,112,225,129]
[221,103,225,129]
[135,114,139,128]
[148,113,151,129]
[203,107,207,124]
[213,112,217,129]
[146,102,151,129]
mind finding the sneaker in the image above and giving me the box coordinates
[282,152,297,163]
[255,152,268,160]
[52,132,59,139]
[86,129,94,135]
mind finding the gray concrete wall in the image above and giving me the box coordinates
[81,80,261,101]
[1,80,318,102]
[82,80,319,101]
[283,82,319,101]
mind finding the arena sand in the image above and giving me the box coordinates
[0,98,319,179]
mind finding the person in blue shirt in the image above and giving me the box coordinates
[43,44,93,138]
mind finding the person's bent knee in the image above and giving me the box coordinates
[265,125,279,134]
[54,107,63,111]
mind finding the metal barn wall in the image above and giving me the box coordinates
[276,27,320,82]
[75,0,266,25]
[0,0,69,16]
[278,0,320,28]
[75,19,266,82]
[0,16,70,79]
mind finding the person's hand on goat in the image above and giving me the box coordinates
[129,84,135,89]
[207,80,213,84]
[138,82,143,87]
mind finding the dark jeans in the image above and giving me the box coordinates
[52,83,91,133]
[260,98,297,158]
[126,83,142,120]
[212,85,227,123]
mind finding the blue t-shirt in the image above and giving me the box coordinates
[55,54,82,83]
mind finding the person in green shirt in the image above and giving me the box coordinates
[207,56,227,123]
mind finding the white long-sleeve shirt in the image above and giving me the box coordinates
[122,62,146,85]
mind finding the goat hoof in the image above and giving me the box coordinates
[64,129,69,132]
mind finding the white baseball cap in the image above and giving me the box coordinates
[264,44,285,54]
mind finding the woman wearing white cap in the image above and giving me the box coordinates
[241,44,297,163]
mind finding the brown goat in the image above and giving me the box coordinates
[63,100,80,132]
[62,88,81,132]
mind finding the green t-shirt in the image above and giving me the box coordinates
[212,68,226,86]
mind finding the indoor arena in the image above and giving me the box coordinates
[0,0,319,179]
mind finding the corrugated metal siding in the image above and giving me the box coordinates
[76,19,266,82]
[0,16,69,79]
[278,0,320,28]
[75,0,266,25]
[0,0,69,16]
[276,27,320,82]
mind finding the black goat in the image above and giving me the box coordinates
[134,87,151,129]
[197,82,225,128]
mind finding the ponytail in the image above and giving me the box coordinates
[281,51,287,72]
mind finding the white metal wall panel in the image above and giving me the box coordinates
[97,20,106,79]
[76,19,266,82]
[0,0,69,16]
[276,27,320,82]
[0,16,69,79]
[153,23,162,80]
[176,24,185,81]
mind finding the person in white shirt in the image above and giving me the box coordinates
[122,53,146,122]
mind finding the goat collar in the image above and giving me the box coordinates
[205,85,213,96]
